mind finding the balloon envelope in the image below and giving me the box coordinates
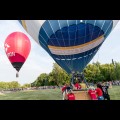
[19,20,119,74]
[4,32,31,72]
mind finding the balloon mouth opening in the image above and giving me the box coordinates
[12,62,24,72]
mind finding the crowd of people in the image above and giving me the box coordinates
[111,80,120,86]
[62,81,111,100]
[0,86,60,93]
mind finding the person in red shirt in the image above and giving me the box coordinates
[67,89,75,100]
[88,86,98,100]
[74,81,81,90]
[62,84,67,94]
[95,84,104,100]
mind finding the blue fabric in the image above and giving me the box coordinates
[48,23,104,47]
[39,20,113,74]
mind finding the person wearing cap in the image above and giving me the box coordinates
[88,86,98,100]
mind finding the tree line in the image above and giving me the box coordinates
[1,61,120,89]
[0,81,30,90]
[31,63,71,87]
[31,61,120,87]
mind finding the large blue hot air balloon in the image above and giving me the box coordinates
[19,20,119,74]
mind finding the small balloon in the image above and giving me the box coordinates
[4,32,31,76]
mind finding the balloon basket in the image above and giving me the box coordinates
[16,72,19,78]
[64,89,91,100]
[72,90,91,100]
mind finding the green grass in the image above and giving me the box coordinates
[0,89,62,100]
[0,86,120,100]
[108,86,120,100]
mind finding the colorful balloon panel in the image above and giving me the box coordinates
[19,20,119,74]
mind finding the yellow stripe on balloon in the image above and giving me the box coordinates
[48,35,104,50]
[21,20,27,31]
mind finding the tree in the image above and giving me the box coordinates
[113,62,120,80]
[32,73,49,87]
[49,63,70,86]
[22,83,31,88]
[32,61,120,86]
[0,81,21,90]
[10,81,21,89]
[32,63,70,86]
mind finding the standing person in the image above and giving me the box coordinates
[96,84,104,100]
[101,82,110,100]
[88,86,98,100]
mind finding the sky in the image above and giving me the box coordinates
[0,20,120,85]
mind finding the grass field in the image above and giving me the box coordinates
[0,89,62,100]
[0,86,120,100]
[108,86,120,100]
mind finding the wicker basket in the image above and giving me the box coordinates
[73,90,91,100]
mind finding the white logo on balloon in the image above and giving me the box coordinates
[5,43,10,52]
[5,43,15,58]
